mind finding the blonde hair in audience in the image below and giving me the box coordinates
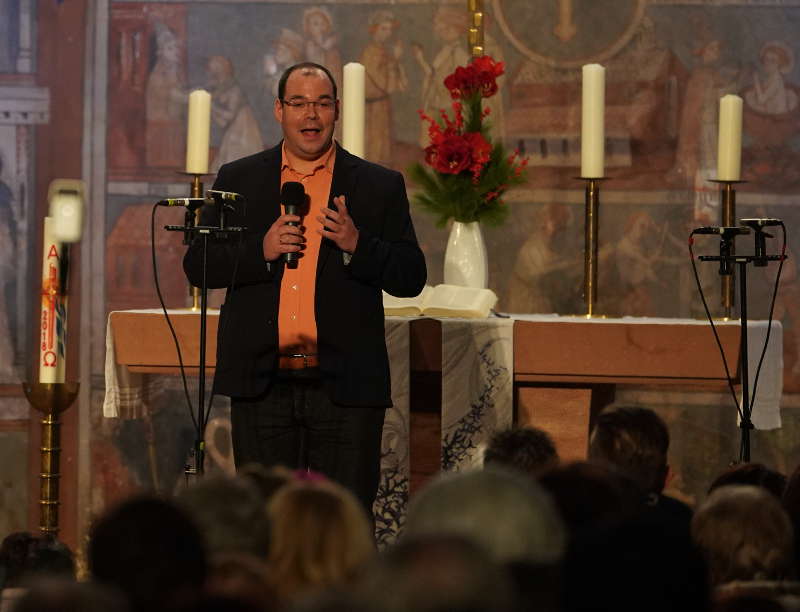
[266,478,374,600]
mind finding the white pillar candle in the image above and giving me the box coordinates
[342,62,366,158]
[185,89,211,174]
[581,64,606,179]
[717,94,743,181]
[39,216,65,383]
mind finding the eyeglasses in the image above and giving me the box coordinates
[280,99,336,112]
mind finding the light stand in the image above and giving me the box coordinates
[697,225,784,462]
[165,198,244,476]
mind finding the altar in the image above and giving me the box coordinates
[105,310,782,544]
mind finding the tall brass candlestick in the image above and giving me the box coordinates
[188,173,204,311]
[468,0,484,58]
[583,178,604,317]
[22,382,79,536]
[711,180,743,319]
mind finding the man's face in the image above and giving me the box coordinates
[274,69,338,161]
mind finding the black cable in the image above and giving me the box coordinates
[150,204,198,432]
[688,232,743,421]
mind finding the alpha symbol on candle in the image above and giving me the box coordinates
[47,244,59,259]
[554,0,577,43]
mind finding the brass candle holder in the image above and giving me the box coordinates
[467,0,485,58]
[22,381,79,537]
[181,172,207,311]
[581,177,605,317]
[710,179,745,319]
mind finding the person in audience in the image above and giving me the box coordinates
[238,463,293,502]
[88,495,207,612]
[563,514,710,612]
[709,462,787,499]
[0,532,75,612]
[483,426,559,476]
[12,580,130,612]
[403,467,566,566]
[266,478,374,603]
[783,463,800,576]
[692,484,795,586]
[538,461,641,538]
[588,405,692,534]
[205,552,278,612]
[176,474,271,558]
[356,534,517,612]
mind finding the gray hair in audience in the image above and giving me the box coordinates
[692,484,795,585]
[356,534,516,612]
[403,467,566,564]
[176,474,271,558]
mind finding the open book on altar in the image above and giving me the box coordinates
[383,284,498,318]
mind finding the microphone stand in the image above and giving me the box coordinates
[698,241,783,462]
[165,203,244,477]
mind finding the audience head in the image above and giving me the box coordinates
[0,532,75,588]
[484,426,559,476]
[13,580,130,612]
[709,463,787,499]
[692,485,795,585]
[357,534,516,612]
[266,478,374,602]
[88,495,206,611]
[205,552,278,611]
[176,474,271,557]
[588,406,670,495]
[563,515,710,612]
[404,467,566,565]
[538,461,641,537]
[237,463,293,502]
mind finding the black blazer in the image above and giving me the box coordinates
[183,143,426,406]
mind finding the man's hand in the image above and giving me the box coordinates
[263,213,304,261]
[318,195,359,254]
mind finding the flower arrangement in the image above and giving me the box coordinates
[409,55,528,227]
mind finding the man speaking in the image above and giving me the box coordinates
[183,62,426,513]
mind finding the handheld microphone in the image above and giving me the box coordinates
[281,181,305,269]
[206,190,244,202]
[157,197,206,211]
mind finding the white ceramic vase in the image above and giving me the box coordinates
[443,220,488,288]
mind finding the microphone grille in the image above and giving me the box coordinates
[281,181,305,207]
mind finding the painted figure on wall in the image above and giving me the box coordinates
[507,204,579,314]
[612,211,685,317]
[746,42,797,116]
[145,22,186,169]
[264,28,304,100]
[361,10,407,167]
[207,55,263,173]
[302,6,342,94]
[413,6,470,147]
[672,38,738,185]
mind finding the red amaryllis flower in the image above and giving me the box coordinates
[425,133,474,175]
[463,132,491,179]
[444,55,505,100]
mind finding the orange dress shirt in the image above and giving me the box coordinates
[277,142,336,355]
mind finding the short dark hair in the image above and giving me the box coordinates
[89,495,206,611]
[277,62,338,101]
[708,463,787,499]
[588,406,669,494]
[484,427,558,476]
